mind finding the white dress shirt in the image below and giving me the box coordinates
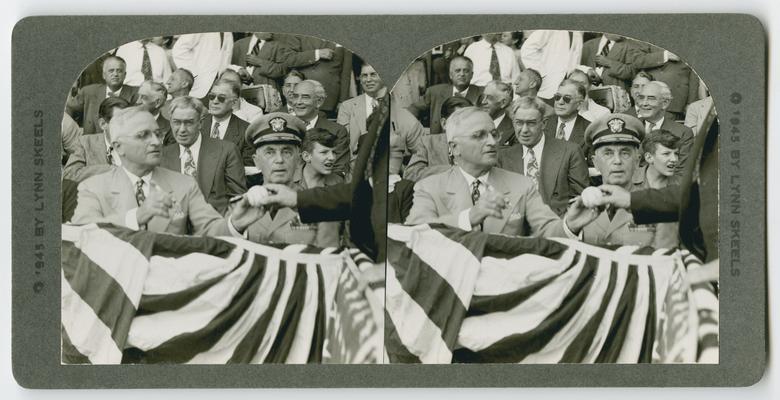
[520,30,583,99]
[645,116,665,133]
[464,39,522,86]
[116,40,173,86]
[304,114,319,131]
[556,116,577,141]
[365,94,379,117]
[105,86,124,98]
[172,33,234,99]
[523,135,545,173]
[492,113,506,129]
[594,35,615,78]
[453,86,470,97]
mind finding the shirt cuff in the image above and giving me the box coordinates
[663,50,670,63]
[125,208,140,230]
[227,216,248,239]
[458,208,473,231]
[562,216,583,240]
[314,49,320,61]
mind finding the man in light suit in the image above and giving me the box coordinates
[66,56,139,134]
[172,32,234,100]
[200,79,255,166]
[63,97,130,183]
[628,43,700,120]
[161,96,247,216]
[231,32,289,89]
[544,79,592,155]
[405,107,598,238]
[406,55,483,134]
[479,80,515,147]
[337,63,388,159]
[71,107,263,236]
[276,33,352,116]
[580,34,638,91]
[291,79,351,177]
[243,113,340,248]
[498,96,589,216]
[636,81,694,174]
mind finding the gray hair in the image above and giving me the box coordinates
[511,96,548,120]
[485,80,514,102]
[169,96,206,120]
[646,80,673,102]
[141,80,168,103]
[299,79,327,102]
[108,106,154,142]
[445,106,490,142]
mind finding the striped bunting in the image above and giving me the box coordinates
[61,223,383,364]
[386,224,718,364]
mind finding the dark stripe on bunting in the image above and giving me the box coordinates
[453,255,598,363]
[638,267,657,363]
[150,232,237,260]
[384,311,422,364]
[136,251,250,316]
[227,259,288,363]
[469,251,584,316]
[61,326,92,364]
[387,237,466,349]
[264,263,309,363]
[559,261,619,363]
[307,267,327,363]
[595,265,639,362]
[482,233,570,261]
[61,242,137,350]
[134,254,269,363]
[96,223,157,259]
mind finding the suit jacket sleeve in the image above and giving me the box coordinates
[249,43,291,79]
[186,179,231,236]
[626,42,666,69]
[630,185,681,224]
[332,124,352,176]
[277,35,319,68]
[406,87,432,118]
[603,44,638,80]
[402,143,430,182]
[336,100,352,127]
[521,184,567,238]
[404,179,460,227]
[676,125,695,176]
[567,145,589,197]
[224,142,248,197]
[62,138,111,182]
[297,183,353,223]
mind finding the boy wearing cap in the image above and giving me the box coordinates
[582,113,660,247]
[243,112,341,248]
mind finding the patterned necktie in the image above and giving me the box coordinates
[489,44,501,81]
[471,179,481,205]
[183,147,197,178]
[106,148,113,165]
[141,44,153,81]
[556,122,566,140]
[526,148,539,186]
[369,97,379,116]
[600,41,611,57]
[211,122,220,139]
[252,40,261,55]
[135,179,146,206]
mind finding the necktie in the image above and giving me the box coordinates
[607,205,617,221]
[141,44,153,81]
[600,40,611,57]
[526,148,539,186]
[646,121,655,134]
[489,44,501,81]
[107,91,116,98]
[556,122,566,140]
[106,148,113,165]
[252,40,261,55]
[454,90,463,98]
[471,179,481,205]
[369,97,379,116]
[135,179,146,206]
[183,147,197,178]
[211,122,220,139]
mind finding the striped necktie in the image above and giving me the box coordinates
[556,122,566,140]
[141,43,153,81]
[211,122,220,139]
[489,44,501,80]
[135,180,146,206]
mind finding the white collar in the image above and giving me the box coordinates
[121,167,152,187]
[458,166,490,187]
[106,86,123,97]
[179,134,202,158]
[304,114,319,130]
[522,134,545,158]
[646,116,665,129]
[453,86,469,96]
[493,113,506,128]
[212,113,232,126]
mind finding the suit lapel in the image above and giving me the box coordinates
[109,168,137,214]
[604,208,632,238]
[161,145,182,172]
[197,138,218,196]
[223,116,239,145]
[539,139,562,200]
[266,207,298,235]
[484,170,514,234]
[466,85,481,104]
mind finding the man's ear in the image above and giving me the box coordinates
[301,151,311,164]
[98,117,108,132]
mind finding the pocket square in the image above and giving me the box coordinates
[508,212,524,221]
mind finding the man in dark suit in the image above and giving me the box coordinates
[200,78,255,166]
[161,96,246,215]
[406,55,483,134]
[479,80,515,147]
[498,96,589,216]
[628,43,700,120]
[276,33,352,116]
[135,80,175,146]
[580,34,639,91]
[636,81,694,174]
[544,79,591,154]
[291,79,350,177]
[231,32,289,88]
[66,55,139,134]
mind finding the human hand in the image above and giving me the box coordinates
[597,184,631,209]
[318,48,335,60]
[469,185,508,227]
[563,196,600,234]
[136,183,174,225]
[262,183,298,208]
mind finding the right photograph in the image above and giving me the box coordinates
[385,30,719,364]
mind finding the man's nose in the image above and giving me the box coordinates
[670,153,679,162]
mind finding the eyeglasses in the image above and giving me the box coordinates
[171,119,198,128]
[513,119,540,128]
[553,94,574,104]
[207,93,232,103]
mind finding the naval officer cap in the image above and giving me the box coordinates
[245,112,307,148]
[584,113,645,148]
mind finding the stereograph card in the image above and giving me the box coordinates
[10,14,766,388]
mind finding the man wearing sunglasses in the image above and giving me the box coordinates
[200,79,255,166]
[406,107,598,239]
[544,79,592,155]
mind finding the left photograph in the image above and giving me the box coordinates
[59,32,388,364]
